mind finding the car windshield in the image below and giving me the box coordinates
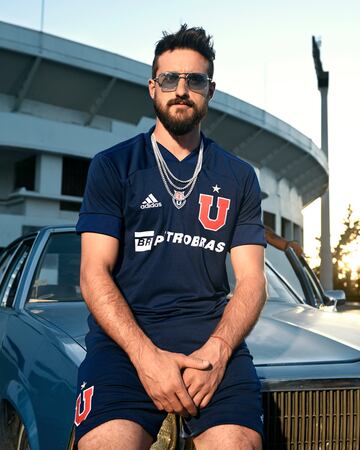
[226,256,300,304]
[264,265,301,303]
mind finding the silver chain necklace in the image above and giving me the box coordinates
[151,133,203,209]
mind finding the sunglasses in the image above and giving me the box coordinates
[153,72,212,93]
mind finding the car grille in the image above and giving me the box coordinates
[129,384,360,450]
[263,388,360,449]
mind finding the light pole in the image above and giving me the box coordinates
[40,0,45,32]
[312,36,333,289]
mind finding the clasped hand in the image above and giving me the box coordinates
[134,339,231,417]
[182,338,230,410]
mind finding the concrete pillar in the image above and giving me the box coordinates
[319,87,333,289]
[26,152,63,217]
[281,217,293,240]
[35,153,62,195]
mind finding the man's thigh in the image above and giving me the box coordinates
[78,419,153,450]
[193,424,262,450]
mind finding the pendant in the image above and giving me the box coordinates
[172,191,186,209]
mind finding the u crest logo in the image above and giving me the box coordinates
[198,194,231,231]
[74,386,94,426]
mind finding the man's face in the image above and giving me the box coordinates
[149,49,215,136]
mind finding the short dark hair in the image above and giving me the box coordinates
[152,24,215,79]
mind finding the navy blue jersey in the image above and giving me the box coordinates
[76,126,267,353]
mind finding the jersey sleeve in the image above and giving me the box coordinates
[76,154,124,239]
[230,167,267,249]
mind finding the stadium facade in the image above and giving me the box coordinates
[0,21,328,249]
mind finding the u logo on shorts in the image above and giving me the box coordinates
[74,386,94,426]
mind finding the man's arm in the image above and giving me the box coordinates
[264,225,304,257]
[80,232,210,417]
[183,244,267,408]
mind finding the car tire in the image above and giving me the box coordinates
[0,401,16,450]
[0,402,30,450]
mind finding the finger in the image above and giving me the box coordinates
[154,400,165,411]
[199,392,213,409]
[187,381,201,398]
[183,373,195,390]
[177,354,211,371]
[169,394,189,417]
[192,391,205,408]
[161,393,189,417]
[175,386,198,416]
[161,397,174,414]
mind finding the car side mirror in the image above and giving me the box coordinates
[324,289,346,307]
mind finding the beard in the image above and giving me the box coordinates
[153,95,208,136]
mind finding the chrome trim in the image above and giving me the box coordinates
[261,378,360,392]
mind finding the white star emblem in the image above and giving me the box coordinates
[81,381,87,390]
[212,184,221,193]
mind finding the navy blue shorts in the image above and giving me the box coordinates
[73,331,264,446]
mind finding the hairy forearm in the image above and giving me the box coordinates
[182,272,267,409]
[210,273,267,354]
[80,268,155,364]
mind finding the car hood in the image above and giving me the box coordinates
[28,302,89,349]
[29,301,360,367]
[247,302,360,366]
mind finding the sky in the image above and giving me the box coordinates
[1,0,359,262]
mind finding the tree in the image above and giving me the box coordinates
[332,204,360,300]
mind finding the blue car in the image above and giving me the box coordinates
[0,226,359,450]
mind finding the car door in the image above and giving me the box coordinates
[21,230,85,450]
[0,237,41,448]
[0,238,35,343]
[0,243,23,347]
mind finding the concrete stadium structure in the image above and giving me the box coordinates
[0,21,328,249]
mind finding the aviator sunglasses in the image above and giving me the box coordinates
[153,72,212,93]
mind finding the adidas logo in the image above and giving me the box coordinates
[140,194,162,209]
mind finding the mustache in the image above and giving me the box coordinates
[167,98,195,107]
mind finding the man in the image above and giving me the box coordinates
[74,25,267,450]
[264,225,304,257]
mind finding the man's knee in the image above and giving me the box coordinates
[77,418,154,450]
[193,424,262,450]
